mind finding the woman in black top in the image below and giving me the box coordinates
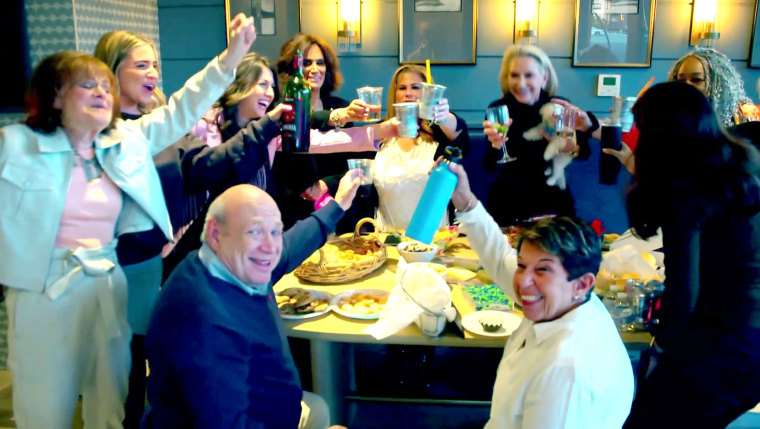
[275,33,376,230]
[483,44,599,226]
[624,82,760,428]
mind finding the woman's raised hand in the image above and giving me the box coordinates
[219,14,257,70]
[602,143,635,174]
[483,119,509,149]
[550,98,593,132]
[432,98,453,124]
[436,158,478,213]
[267,103,292,121]
[341,99,378,123]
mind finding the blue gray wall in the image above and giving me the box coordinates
[158,0,760,123]
[1,0,162,128]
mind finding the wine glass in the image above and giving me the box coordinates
[486,105,514,164]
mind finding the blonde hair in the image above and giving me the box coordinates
[498,44,558,98]
[94,30,166,113]
[384,64,434,143]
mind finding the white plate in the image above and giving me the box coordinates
[461,310,522,337]
[277,289,333,320]
[331,289,389,320]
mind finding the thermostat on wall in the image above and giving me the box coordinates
[597,74,621,96]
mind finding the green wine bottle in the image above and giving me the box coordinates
[281,50,311,153]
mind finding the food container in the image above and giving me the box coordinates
[397,241,439,263]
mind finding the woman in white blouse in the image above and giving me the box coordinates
[446,162,634,428]
[372,64,469,232]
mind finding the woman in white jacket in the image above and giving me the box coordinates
[0,15,255,428]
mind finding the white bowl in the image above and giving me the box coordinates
[397,241,439,263]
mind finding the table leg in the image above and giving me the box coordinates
[310,340,349,425]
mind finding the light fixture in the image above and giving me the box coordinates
[337,0,361,52]
[514,0,539,44]
[690,0,719,47]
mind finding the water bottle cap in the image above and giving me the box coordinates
[617,292,628,299]
[609,285,622,292]
[443,146,462,164]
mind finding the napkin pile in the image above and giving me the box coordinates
[364,261,456,340]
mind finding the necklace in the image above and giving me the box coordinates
[74,149,102,183]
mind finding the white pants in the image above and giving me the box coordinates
[300,391,330,429]
[6,245,131,429]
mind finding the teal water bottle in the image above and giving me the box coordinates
[406,146,463,244]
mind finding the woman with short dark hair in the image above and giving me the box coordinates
[446,161,634,428]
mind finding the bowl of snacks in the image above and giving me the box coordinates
[397,241,439,263]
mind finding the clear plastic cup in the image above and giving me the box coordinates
[393,102,419,138]
[418,83,446,120]
[347,158,374,197]
[356,86,383,122]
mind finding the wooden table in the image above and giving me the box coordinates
[274,237,652,422]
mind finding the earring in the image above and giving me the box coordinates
[572,294,580,302]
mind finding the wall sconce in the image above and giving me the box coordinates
[514,0,539,44]
[690,0,719,47]
[337,0,361,52]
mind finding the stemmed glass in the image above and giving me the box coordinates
[486,105,514,164]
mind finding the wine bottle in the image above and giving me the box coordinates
[281,50,311,153]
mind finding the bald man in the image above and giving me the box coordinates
[141,171,361,429]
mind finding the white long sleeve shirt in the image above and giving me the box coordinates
[457,203,634,429]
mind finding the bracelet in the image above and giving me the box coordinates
[456,194,478,213]
[330,108,346,128]
[313,193,334,210]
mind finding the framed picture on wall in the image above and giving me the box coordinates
[399,0,476,64]
[572,0,656,67]
[226,0,276,36]
[750,1,760,68]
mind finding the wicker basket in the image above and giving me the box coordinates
[294,218,387,284]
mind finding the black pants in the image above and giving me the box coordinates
[123,334,147,429]
[625,335,760,428]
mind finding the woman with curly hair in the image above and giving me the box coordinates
[604,48,760,172]
[667,47,758,127]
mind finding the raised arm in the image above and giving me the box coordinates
[135,14,257,154]
[448,162,517,299]
[271,170,361,281]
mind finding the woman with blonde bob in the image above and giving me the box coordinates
[0,16,254,428]
[483,44,599,227]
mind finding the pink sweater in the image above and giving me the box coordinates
[55,158,122,250]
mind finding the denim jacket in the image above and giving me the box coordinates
[0,57,234,291]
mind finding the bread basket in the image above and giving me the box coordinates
[294,218,387,284]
